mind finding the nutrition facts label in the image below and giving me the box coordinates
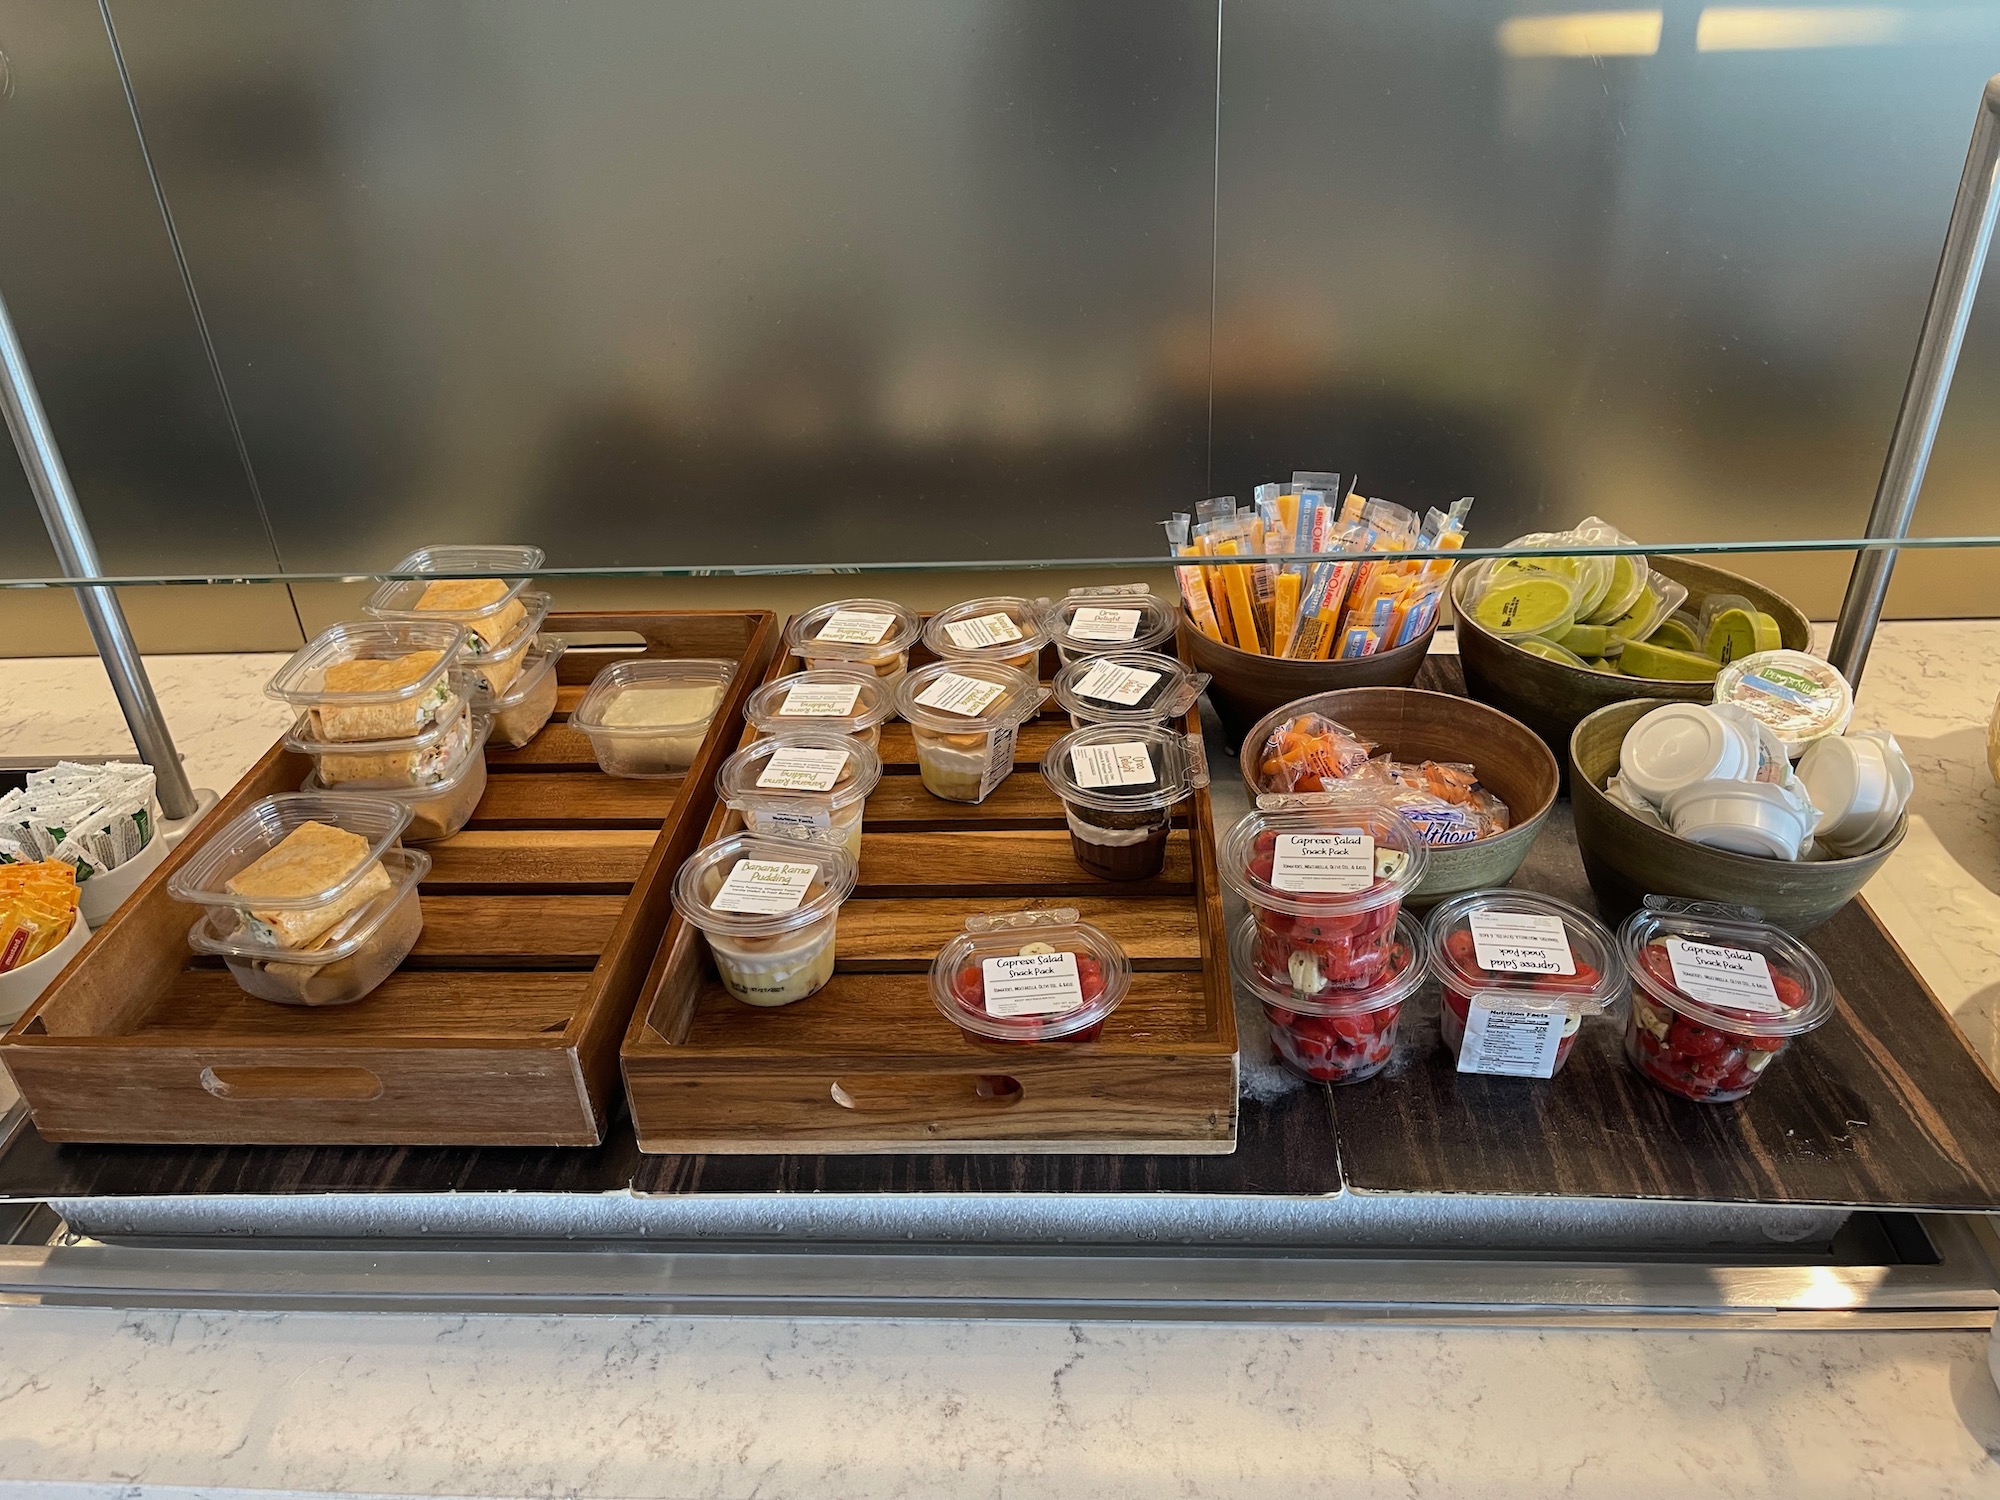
[1271,832,1374,893]
[1457,1001,1566,1078]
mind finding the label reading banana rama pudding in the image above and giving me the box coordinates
[815,610,896,645]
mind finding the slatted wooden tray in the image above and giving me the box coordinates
[620,636,1240,1155]
[0,610,776,1147]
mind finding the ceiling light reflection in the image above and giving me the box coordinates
[1696,6,1908,50]
[1498,9,1665,56]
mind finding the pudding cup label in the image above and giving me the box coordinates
[755,746,850,792]
[1072,661,1163,707]
[915,672,1007,718]
[779,681,864,718]
[982,950,1084,1017]
[750,806,834,839]
[977,724,1018,800]
[1071,741,1158,790]
[712,859,819,915]
[816,610,896,645]
[1067,607,1143,643]
[1468,911,1575,975]
[1665,938,1785,1014]
[1457,1001,1566,1078]
[943,612,1024,650]
[1271,832,1374,893]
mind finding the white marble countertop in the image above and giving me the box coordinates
[0,623,1995,1499]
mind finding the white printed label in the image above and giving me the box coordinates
[943,612,1024,650]
[1665,938,1785,1015]
[1070,741,1157,790]
[914,672,1007,718]
[748,806,833,838]
[1271,832,1374,894]
[711,859,818,915]
[815,610,896,645]
[755,746,850,792]
[1072,661,1163,707]
[982,950,1084,1018]
[1468,911,1575,975]
[1456,1002,1568,1079]
[779,680,864,718]
[1067,607,1143,643]
[978,723,1019,800]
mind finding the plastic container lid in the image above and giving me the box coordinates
[716,730,883,815]
[1618,704,1752,807]
[784,598,923,662]
[363,544,546,622]
[1714,650,1855,757]
[571,659,737,737]
[169,792,413,912]
[894,659,1049,734]
[1050,650,1207,725]
[921,596,1054,663]
[745,668,897,738]
[267,620,469,711]
[484,638,566,712]
[284,690,471,759]
[1619,900,1835,1038]
[1663,778,1814,859]
[928,907,1132,1042]
[1230,909,1428,1016]
[188,846,430,962]
[1465,563,1579,638]
[1217,794,1430,917]
[673,831,858,941]
[1039,723,1208,815]
[1045,587,1176,656]
[1424,889,1624,1015]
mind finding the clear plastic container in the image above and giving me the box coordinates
[363,543,546,627]
[284,693,474,789]
[302,715,491,842]
[483,639,565,749]
[785,598,923,679]
[267,620,469,744]
[1217,794,1430,999]
[1039,723,1207,882]
[170,792,413,918]
[571,659,736,777]
[929,908,1132,1044]
[1045,587,1176,666]
[1425,890,1625,1079]
[189,847,430,1007]
[716,730,883,862]
[674,832,859,1007]
[743,668,896,752]
[1618,900,1835,1104]
[893,660,1050,804]
[1050,650,1209,731]
[451,592,551,699]
[921,595,1053,671]
[1232,909,1427,1084]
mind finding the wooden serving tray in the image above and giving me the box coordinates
[620,637,1241,1155]
[0,610,776,1148]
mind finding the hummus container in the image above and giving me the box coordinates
[1616,703,1755,808]
[1714,650,1854,758]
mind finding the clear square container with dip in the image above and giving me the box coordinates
[673,831,858,1007]
[302,713,492,842]
[1045,586,1176,666]
[1051,649,1209,731]
[716,730,882,862]
[893,660,1050,804]
[929,908,1132,1045]
[570,659,736,777]
[744,667,896,753]
[1039,723,1207,881]
[784,599,923,680]
[921,595,1053,672]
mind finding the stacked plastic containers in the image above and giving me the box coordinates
[1050,651,1209,732]
[1424,890,1624,1079]
[784,599,924,680]
[170,793,428,1007]
[929,908,1132,1045]
[269,620,492,842]
[1219,795,1431,1083]
[894,660,1050,805]
[673,832,858,1007]
[715,731,883,862]
[744,668,897,752]
[364,545,560,749]
[1043,587,1177,667]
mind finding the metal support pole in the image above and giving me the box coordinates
[0,287,198,819]
[1828,75,2000,689]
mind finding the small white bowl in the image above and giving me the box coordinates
[1620,704,1752,807]
[0,913,88,1026]
[77,829,170,928]
[1664,778,1814,860]
[1798,735,1893,848]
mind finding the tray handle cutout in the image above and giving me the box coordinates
[830,1074,1023,1113]
[200,1066,384,1102]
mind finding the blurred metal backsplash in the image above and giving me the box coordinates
[1,0,1997,621]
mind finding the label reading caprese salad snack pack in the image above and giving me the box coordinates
[712,859,818,915]
[1066,607,1143,643]
[1456,1001,1567,1079]
[943,612,1024,650]
[1468,910,1576,975]
[982,950,1084,1017]
[1665,938,1785,1015]
[1271,832,1374,894]
[815,610,896,645]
